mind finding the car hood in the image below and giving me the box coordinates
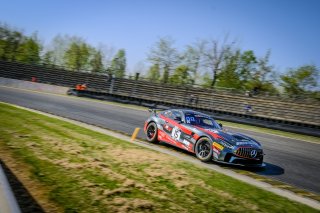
[194,126,261,148]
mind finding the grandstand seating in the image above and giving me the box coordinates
[1,60,319,129]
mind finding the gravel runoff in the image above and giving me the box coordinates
[1,102,320,211]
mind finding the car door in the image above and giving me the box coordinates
[159,110,182,145]
[176,113,196,151]
[160,110,195,151]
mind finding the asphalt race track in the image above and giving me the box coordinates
[0,86,319,195]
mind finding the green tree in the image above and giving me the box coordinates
[201,72,213,88]
[162,65,170,83]
[146,64,160,82]
[202,38,234,88]
[110,49,126,78]
[245,50,279,95]
[280,65,319,96]
[64,42,90,71]
[90,50,104,73]
[15,35,41,64]
[43,34,84,66]
[216,49,242,89]
[0,24,24,61]
[147,37,180,83]
[42,50,54,65]
[182,41,205,85]
[170,65,192,85]
[0,24,41,64]
[238,50,257,83]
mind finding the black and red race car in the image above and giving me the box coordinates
[144,109,264,167]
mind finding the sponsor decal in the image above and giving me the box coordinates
[182,139,190,146]
[213,142,224,151]
[185,116,195,124]
[184,135,191,139]
[206,129,219,134]
[164,124,172,131]
[213,147,220,155]
[236,141,256,146]
[171,126,181,140]
[213,152,219,159]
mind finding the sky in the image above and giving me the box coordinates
[1,0,319,74]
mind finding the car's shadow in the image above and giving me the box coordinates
[255,162,285,176]
[157,142,285,175]
[216,162,285,175]
[158,141,194,155]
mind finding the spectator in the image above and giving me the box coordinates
[189,94,195,104]
[244,104,253,113]
[245,90,252,97]
[76,84,82,90]
[76,83,87,90]
[252,86,259,96]
[188,94,199,106]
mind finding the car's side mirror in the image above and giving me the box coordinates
[219,123,223,128]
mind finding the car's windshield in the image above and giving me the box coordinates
[184,112,221,129]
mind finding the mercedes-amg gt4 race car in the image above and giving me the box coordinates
[144,109,265,167]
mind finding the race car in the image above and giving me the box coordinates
[144,109,264,167]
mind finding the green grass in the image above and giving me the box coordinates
[0,102,318,212]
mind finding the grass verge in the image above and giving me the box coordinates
[0,102,318,212]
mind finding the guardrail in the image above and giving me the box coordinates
[0,60,319,130]
[0,163,21,213]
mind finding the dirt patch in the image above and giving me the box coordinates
[108,198,155,213]
[110,147,171,164]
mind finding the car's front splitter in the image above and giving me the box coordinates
[212,158,266,168]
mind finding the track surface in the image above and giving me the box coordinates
[0,86,319,194]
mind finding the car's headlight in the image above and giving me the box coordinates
[217,138,234,149]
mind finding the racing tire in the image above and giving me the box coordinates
[195,137,213,162]
[146,122,158,143]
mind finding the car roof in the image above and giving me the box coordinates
[168,109,210,117]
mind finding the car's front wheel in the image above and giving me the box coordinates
[146,122,158,143]
[195,137,213,162]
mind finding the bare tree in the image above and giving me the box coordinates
[202,37,234,88]
[182,40,206,84]
[97,43,116,70]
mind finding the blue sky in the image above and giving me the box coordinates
[1,0,319,74]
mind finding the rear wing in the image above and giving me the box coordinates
[148,107,168,115]
[148,108,159,115]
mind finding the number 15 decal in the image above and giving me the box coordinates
[171,126,181,140]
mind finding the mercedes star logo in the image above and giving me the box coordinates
[250,150,257,158]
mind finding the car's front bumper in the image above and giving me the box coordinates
[213,146,264,167]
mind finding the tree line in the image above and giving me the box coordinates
[0,23,319,99]
[146,37,319,99]
[0,24,126,78]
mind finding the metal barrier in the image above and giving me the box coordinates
[0,164,21,213]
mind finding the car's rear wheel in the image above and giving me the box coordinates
[195,137,213,162]
[146,122,158,143]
